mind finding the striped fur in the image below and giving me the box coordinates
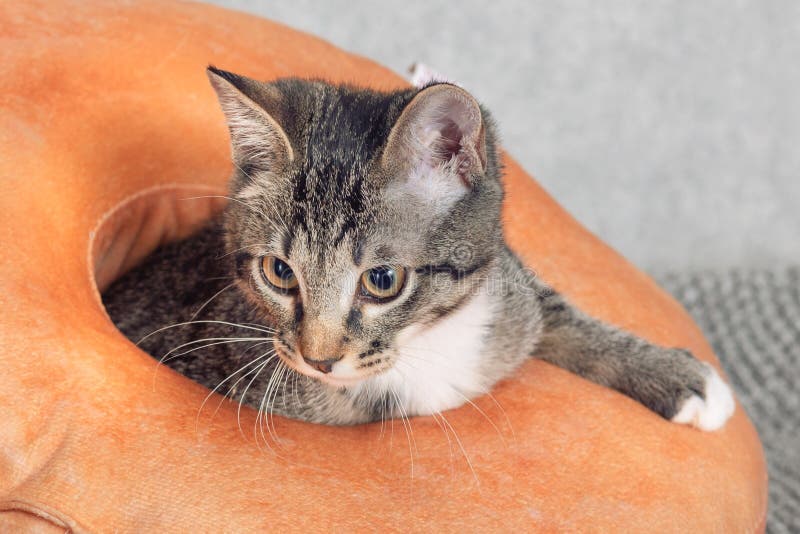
[103,69,733,430]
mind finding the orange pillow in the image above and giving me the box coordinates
[0,1,766,531]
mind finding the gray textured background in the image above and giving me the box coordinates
[208,0,799,274]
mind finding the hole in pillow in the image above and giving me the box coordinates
[90,185,263,421]
[90,184,229,376]
[91,185,227,292]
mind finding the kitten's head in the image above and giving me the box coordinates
[207,67,503,388]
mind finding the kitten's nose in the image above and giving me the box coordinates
[302,356,342,374]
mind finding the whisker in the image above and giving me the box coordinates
[138,320,276,344]
[160,337,271,365]
[220,351,276,423]
[181,192,288,238]
[388,386,415,481]
[484,392,516,440]
[152,336,272,391]
[217,243,272,259]
[255,360,285,451]
[264,363,288,448]
[221,343,274,402]
[390,406,395,451]
[378,394,388,441]
[203,275,236,282]
[195,344,273,431]
[450,390,507,446]
[270,364,291,442]
[237,354,277,444]
[430,411,457,475]
[179,194,267,217]
[239,321,280,332]
[435,408,481,490]
[190,283,236,320]
[280,363,293,412]
[291,369,301,411]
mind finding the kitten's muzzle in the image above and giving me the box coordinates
[302,355,342,374]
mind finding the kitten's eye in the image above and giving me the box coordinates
[361,266,406,300]
[261,256,299,292]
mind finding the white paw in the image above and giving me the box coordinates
[671,363,735,431]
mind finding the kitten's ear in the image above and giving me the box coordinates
[206,66,293,170]
[382,83,487,189]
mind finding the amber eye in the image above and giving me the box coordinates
[261,256,299,292]
[360,266,406,300]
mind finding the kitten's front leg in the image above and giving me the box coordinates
[531,291,735,431]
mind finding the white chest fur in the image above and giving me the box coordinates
[356,289,493,416]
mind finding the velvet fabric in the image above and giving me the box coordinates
[0,1,766,531]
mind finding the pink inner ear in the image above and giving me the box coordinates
[436,121,463,158]
[417,95,480,187]
[419,108,478,186]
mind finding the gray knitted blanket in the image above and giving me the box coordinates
[660,268,799,533]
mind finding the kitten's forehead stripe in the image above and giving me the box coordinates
[373,245,394,261]
[352,240,364,267]
[273,80,415,256]
[281,231,293,259]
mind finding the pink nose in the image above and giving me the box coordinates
[302,356,342,374]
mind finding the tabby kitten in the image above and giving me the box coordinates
[102,67,734,430]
